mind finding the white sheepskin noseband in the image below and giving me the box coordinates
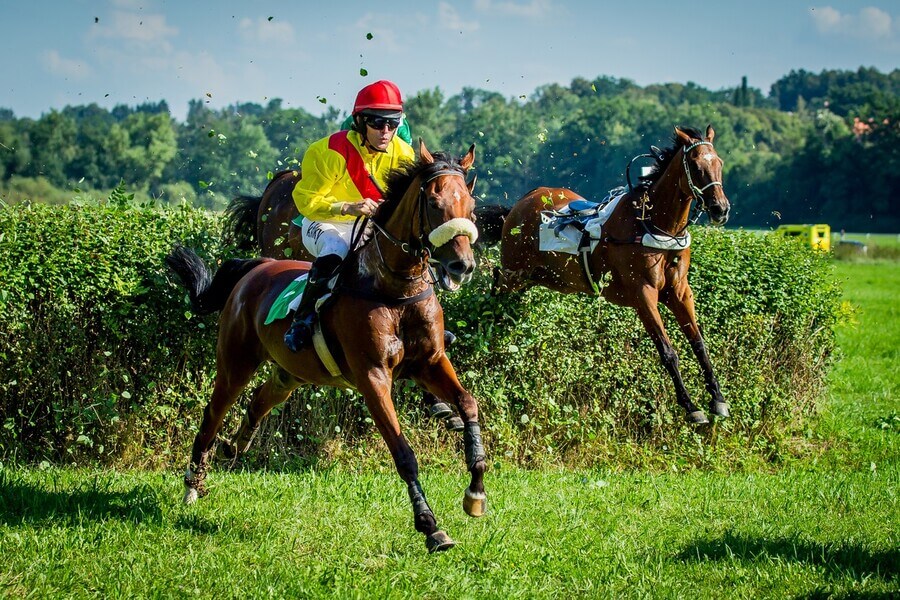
[428,217,479,247]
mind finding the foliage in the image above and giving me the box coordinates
[0,199,226,465]
[2,67,898,231]
[0,203,841,468]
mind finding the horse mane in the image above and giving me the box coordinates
[637,126,704,190]
[372,152,466,227]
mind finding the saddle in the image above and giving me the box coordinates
[539,187,625,254]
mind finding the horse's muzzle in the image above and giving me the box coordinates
[708,199,730,226]
[434,256,476,291]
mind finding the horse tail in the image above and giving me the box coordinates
[474,204,511,248]
[166,245,269,315]
[223,195,262,251]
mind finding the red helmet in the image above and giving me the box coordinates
[353,80,403,116]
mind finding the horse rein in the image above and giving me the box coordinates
[627,140,722,243]
[370,167,474,277]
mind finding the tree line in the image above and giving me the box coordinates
[0,66,897,232]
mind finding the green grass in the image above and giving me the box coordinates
[839,232,900,249]
[1,263,897,598]
[808,262,900,471]
[1,466,896,598]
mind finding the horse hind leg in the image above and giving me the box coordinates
[423,392,465,432]
[184,354,262,504]
[218,366,302,468]
[491,265,529,295]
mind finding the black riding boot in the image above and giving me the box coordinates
[284,254,343,352]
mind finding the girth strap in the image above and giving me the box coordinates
[338,284,434,307]
[312,323,352,387]
[579,249,601,295]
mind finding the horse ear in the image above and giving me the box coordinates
[418,138,434,164]
[674,126,692,146]
[460,143,476,171]
[467,172,477,195]
[705,124,716,144]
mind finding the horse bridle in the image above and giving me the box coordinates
[681,141,723,222]
[621,140,724,243]
[368,166,476,283]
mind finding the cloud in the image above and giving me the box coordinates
[474,0,554,19]
[439,2,480,33]
[91,9,178,46]
[41,50,92,79]
[350,15,404,52]
[810,6,894,39]
[238,17,296,47]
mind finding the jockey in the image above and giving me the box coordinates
[284,80,416,352]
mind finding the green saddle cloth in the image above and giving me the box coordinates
[264,274,308,325]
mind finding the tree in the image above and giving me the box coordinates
[24,111,78,185]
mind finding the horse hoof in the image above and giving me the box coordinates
[425,530,456,553]
[216,441,236,462]
[183,487,199,505]
[686,410,710,425]
[445,416,465,432]
[429,402,452,420]
[463,487,487,517]
[710,401,730,418]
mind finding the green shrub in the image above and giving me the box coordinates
[0,199,224,465]
[0,203,841,469]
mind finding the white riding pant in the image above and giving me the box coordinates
[300,218,357,259]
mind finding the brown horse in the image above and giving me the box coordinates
[225,169,307,260]
[224,160,500,431]
[494,125,730,424]
[168,141,486,552]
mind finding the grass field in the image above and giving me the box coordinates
[1,261,897,598]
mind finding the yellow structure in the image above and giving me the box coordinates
[774,224,831,251]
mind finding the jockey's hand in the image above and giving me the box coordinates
[342,199,379,217]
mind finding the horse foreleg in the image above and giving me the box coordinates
[418,356,487,517]
[663,291,729,418]
[634,290,709,424]
[218,366,302,467]
[357,369,454,552]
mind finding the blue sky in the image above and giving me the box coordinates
[3,0,898,121]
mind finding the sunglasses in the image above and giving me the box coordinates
[365,116,401,131]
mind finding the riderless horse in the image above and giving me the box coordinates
[493,126,730,424]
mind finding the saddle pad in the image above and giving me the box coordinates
[538,194,624,254]
[264,273,308,325]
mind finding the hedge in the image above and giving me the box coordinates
[0,200,841,469]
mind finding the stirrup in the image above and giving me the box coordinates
[284,316,315,352]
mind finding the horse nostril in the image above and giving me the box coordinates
[446,260,473,276]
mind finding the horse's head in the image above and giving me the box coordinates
[416,140,479,291]
[675,125,730,225]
